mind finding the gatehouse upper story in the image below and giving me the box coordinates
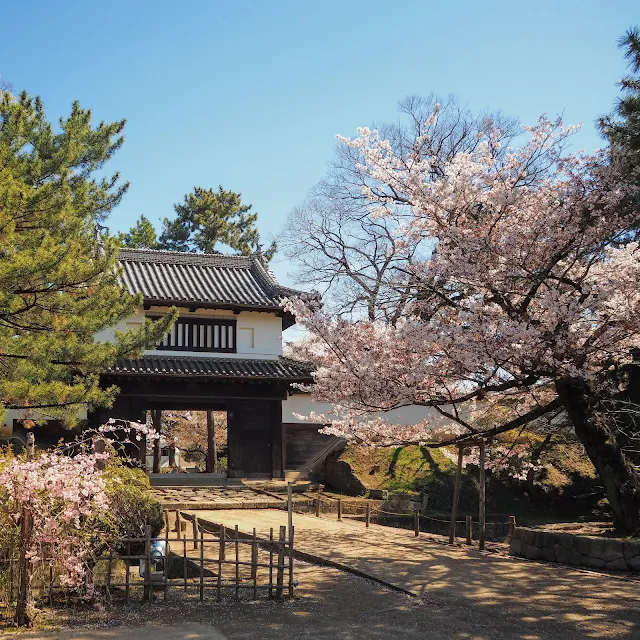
[96,248,304,362]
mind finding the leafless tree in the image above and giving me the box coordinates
[280,94,520,321]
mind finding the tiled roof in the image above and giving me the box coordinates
[118,248,302,310]
[106,356,314,382]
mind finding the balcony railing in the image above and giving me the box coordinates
[152,317,236,353]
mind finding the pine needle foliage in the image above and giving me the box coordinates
[0,90,176,424]
[159,185,276,257]
[600,26,640,178]
[117,214,159,249]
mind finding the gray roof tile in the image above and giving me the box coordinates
[106,356,314,382]
[118,249,302,310]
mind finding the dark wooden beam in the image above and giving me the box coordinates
[101,377,288,401]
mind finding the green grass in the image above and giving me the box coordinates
[334,439,602,524]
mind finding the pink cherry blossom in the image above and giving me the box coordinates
[286,114,639,446]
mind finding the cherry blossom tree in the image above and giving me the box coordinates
[0,420,159,626]
[280,94,518,322]
[288,113,640,534]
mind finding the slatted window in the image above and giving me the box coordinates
[151,317,236,353]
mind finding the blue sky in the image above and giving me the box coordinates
[1,1,637,284]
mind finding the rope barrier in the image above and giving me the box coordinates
[301,497,514,526]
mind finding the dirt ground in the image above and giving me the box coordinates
[8,507,640,639]
[17,559,640,640]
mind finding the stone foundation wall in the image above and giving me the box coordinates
[510,527,640,573]
[323,458,367,496]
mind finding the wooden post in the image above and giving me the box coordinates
[182,538,187,591]
[163,517,169,600]
[466,516,472,545]
[125,542,130,603]
[15,432,35,627]
[448,444,464,545]
[479,440,486,551]
[365,502,371,528]
[152,409,162,474]
[414,510,420,537]
[315,494,321,517]
[287,482,293,542]
[143,524,151,601]
[48,563,54,606]
[206,410,217,473]
[26,431,35,459]
[275,526,286,600]
[220,524,226,562]
[234,525,240,600]
[175,512,182,540]
[337,498,342,521]
[217,525,224,601]
[508,515,516,539]
[193,516,199,550]
[199,525,204,601]
[106,549,113,594]
[251,528,258,600]
[268,527,274,598]
[93,437,106,470]
[288,525,295,598]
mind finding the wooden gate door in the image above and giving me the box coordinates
[227,400,275,476]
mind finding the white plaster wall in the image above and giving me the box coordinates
[0,407,88,438]
[94,307,283,359]
[283,392,437,427]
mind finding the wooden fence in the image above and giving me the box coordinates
[0,513,294,621]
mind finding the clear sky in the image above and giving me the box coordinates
[1,1,637,284]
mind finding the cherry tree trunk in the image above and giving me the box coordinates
[152,409,162,474]
[556,378,640,536]
[14,509,33,627]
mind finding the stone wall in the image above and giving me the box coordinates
[510,527,640,573]
[323,458,367,496]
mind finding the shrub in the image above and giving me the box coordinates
[102,463,163,545]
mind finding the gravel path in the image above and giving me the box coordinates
[186,508,640,639]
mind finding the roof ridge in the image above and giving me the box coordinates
[122,355,295,363]
[106,354,314,380]
[118,247,254,267]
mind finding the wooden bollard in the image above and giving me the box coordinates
[479,440,486,551]
[365,502,371,528]
[163,510,170,536]
[175,512,182,539]
[414,510,420,537]
[143,524,151,601]
[193,516,199,550]
[93,437,107,470]
[337,498,342,521]
[466,516,472,545]
[315,495,321,517]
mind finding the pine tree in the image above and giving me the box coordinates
[0,90,176,425]
[158,186,276,257]
[118,215,159,249]
[599,27,640,178]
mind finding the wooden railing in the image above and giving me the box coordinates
[0,515,294,618]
